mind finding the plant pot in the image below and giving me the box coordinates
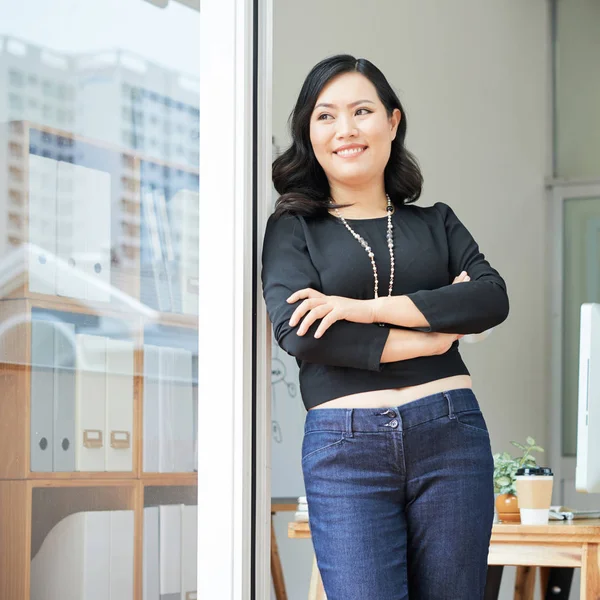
[495,493,521,523]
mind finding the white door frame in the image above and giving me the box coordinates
[548,178,600,505]
[197,0,272,597]
[255,0,274,597]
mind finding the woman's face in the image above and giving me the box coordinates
[309,72,401,189]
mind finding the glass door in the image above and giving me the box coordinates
[0,1,265,597]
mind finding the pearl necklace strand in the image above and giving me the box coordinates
[331,193,395,301]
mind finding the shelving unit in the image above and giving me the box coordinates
[0,121,200,600]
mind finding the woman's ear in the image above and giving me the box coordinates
[391,109,402,140]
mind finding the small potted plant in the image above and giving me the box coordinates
[493,436,545,523]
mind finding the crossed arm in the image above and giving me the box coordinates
[261,205,509,371]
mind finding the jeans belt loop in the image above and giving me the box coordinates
[345,409,354,438]
[444,391,456,420]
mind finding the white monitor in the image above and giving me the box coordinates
[576,303,600,493]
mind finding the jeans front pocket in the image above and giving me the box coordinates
[455,409,490,436]
[301,430,346,464]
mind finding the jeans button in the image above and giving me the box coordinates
[389,419,398,428]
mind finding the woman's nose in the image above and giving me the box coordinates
[336,116,358,137]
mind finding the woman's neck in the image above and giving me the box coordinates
[328,188,390,219]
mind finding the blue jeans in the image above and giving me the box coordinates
[301,388,494,600]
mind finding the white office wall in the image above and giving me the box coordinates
[271,2,550,599]
[555,0,600,179]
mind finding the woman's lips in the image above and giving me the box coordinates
[334,146,368,158]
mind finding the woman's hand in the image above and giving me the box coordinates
[453,271,470,284]
[287,288,375,338]
[426,332,464,355]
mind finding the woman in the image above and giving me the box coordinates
[261,54,509,600]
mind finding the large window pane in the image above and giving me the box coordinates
[0,2,199,598]
[562,196,600,456]
[555,0,600,179]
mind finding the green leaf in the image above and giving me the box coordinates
[511,442,526,450]
[531,446,545,453]
[526,436,536,446]
[496,476,512,487]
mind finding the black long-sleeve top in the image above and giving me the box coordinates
[261,201,509,410]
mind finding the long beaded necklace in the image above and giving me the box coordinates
[331,193,395,305]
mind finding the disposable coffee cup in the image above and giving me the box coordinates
[515,467,554,525]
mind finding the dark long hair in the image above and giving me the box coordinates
[272,54,423,219]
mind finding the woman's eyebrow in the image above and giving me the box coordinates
[314,99,375,110]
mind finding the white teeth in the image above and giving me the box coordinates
[336,147,366,157]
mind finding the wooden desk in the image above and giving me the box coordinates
[289,518,600,600]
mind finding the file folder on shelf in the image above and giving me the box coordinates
[53,321,76,472]
[105,338,134,472]
[143,344,161,472]
[28,154,58,295]
[172,347,194,473]
[158,346,175,472]
[30,319,55,472]
[181,505,198,599]
[30,511,111,600]
[56,161,111,302]
[170,189,199,316]
[159,504,182,599]
[109,510,135,600]
[75,334,107,471]
[143,507,160,600]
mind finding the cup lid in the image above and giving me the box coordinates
[516,467,553,476]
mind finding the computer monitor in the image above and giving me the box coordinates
[575,303,600,493]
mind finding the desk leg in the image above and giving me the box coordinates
[309,554,327,600]
[514,566,536,600]
[581,543,600,600]
[271,514,288,600]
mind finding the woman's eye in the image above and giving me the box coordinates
[317,108,372,121]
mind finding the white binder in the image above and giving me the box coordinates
[170,189,199,316]
[83,165,111,301]
[53,321,76,472]
[159,504,182,598]
[30,511,111,600]
[55,161,86,299]
[56,162,111,301]
[171,348,194,472]
[180,505,198,600]
[109,511,134,600]
[143,507,160,600]
[105,338,134,472]
[30,319,55,472]
[75,334,106,471]
[158,346,175,472]
[143,344,161,472]
[28,154,58,295]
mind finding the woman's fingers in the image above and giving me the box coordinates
[452,271,470,284]
[297,305,331,336]
[287,287,323,304]
[289,297,323,327]
[314,312,339,339]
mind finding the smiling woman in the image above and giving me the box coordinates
[262,53,509,599]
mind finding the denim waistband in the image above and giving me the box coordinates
[304,388,480,434]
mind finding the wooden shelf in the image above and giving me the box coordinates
[141,472,198,486]
[0,123,200,599]
[27,471,137,481]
